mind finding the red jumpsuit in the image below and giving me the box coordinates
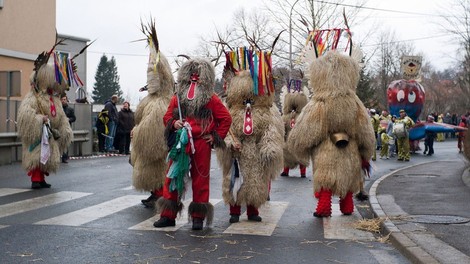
[160,94,231,220]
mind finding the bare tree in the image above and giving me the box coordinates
[369,29,416,109]
[437,0,470,112]
[264,0,366,68]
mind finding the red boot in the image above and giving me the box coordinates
[339,191,354,215]
[314,188,332,217]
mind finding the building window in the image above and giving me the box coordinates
[0,71,21,97]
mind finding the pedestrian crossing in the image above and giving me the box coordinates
[0,191,92,219]
[129,198,222,232]
[35,195,148,226]
[223,201,289,236]
[0,188,374,240]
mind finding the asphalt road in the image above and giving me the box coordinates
[2,139,460,263]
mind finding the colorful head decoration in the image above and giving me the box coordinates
[32,38,91,94]
[224,47,274,97]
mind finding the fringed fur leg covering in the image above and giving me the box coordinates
[339,191,354,215]
[188,202,214,226]
[156,198,183,219]
[314,188,332,217]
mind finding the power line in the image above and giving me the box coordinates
[314,0,448,17]
[87,50,147,57]
[362,34,454,47]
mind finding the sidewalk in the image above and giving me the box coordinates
[369,159,470,264]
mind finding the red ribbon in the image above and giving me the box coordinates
[49,95,56,117]
[243,109,253,135]
[186,73,199,100]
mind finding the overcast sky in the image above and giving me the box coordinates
[56,0,456,105]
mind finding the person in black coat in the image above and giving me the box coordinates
[61,95,76,163]
[423,115,437,156]
[104,95,119,151]
[116,101,135,154]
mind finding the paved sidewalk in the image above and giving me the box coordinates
[369,159,470,264]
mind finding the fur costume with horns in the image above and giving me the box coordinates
[280,82,310,176]
[17,54,73,185]
[155,58,231,229]
[131,21,174,197]
[217,49,284,217]
[287,50,375,217]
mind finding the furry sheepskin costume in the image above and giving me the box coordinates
[154,58,232,230]
[280,84,309,177]
[130,23,174,204]
[17,61,73,188]
[217,62,284,222]
[287,51,375,217]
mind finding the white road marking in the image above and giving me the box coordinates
[0,188,31,197]
[323,203,375,240]
[35,195,147,226]
[129,199,222,231]
[0,191,91,219]
[0,225,9,229]
[223,201,289,236]
[120,186,134,191]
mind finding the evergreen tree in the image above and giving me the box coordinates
[356,66,377,109]
[91,55,123,104]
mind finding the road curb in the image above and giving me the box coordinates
[369,162,440,264]
[462,167,470,188]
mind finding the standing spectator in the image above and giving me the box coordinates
[370,109,380,161]
[61,95,76,163]
[386,115,397,157]
[443,113,452,139]
[458,116,467,153]
[104,95,119,152]
[395,109,415,161]
[116,101,134,155]
[96,109,109,153]
[378,110,391,151]
[436,114,445,142]
[423,115,437,156]
[451,113,458,138]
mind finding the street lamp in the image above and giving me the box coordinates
[289,0,301,81]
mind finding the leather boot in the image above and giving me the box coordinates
[229,214,239,223]
[153,217,175,228]
[192,218,204,230]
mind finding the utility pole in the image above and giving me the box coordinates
[289,0,301,82]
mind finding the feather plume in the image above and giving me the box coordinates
[34,38,67,72]
[71,39,96,60]
[271,30,285,53]
[139,17,159,52]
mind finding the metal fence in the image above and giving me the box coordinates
[0,99,93,159]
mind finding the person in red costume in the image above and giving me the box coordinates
[153,58,232,230]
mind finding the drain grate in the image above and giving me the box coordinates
[408,215,470,224]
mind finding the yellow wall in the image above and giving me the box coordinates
[0,0,56,99]
[0,0,56,54]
